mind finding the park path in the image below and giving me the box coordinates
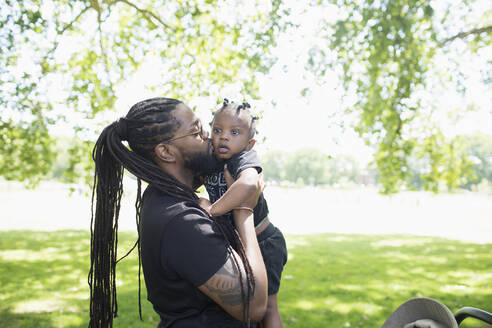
[1,181,491,244]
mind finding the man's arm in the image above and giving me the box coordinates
[200,253,245,306]
[198,169,267,322]
[198,209,267,322]
[206,167,259,216]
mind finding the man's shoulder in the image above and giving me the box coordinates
[143,186,181,209]
[142,186,206,221]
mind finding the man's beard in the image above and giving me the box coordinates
[181,140,222,175]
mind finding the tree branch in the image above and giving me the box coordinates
[44,6,91,63]
[57,5,92,35]
[96,3,114,90]
[117,0,174,31]
[441,25,492,45]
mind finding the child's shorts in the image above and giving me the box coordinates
[257,222,288,295]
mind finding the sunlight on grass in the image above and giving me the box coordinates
[330,301,353,314]
[337,284,365,292]
[1,231,491,328]
[323,297,383,315]
[440,284,472,294]
[450,270,491,280]
[280,233,492,327]
[13,299,72,314]
[285,238,308,249]
[371,238,433,247]
[380,251,414,261]
[296,299,315,310]
[0,248,73,261]
[327,236,355,242]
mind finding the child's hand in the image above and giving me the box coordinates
[197,197,212,216]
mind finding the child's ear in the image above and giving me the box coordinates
[154,143,176,163]
[246,139,256,150]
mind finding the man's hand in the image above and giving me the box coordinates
[197,197,212,216]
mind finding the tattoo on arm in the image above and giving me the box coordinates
[204,253,244,306]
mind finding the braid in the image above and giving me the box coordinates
[237,102,250,111]
[89,97,255,327]
[89,124,125,328]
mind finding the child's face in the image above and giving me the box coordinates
[211,109,255,161]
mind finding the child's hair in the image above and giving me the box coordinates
[212,98,259,139]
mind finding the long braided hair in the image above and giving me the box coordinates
[88,97,255,327]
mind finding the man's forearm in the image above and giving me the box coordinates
[232,209,268,321]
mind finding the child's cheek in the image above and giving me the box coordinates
[211,136,220,148]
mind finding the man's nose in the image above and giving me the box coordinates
[201,129,209,139]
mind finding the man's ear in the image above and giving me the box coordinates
[246,139,256,150]
[154,143,176,163]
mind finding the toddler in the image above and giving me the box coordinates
[199,99,287,328]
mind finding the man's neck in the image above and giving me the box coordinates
[158,162,194,188]
[174,167,195,188]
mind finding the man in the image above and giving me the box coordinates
[89,97,267,327]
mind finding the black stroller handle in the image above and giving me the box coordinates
[455,307,492,325]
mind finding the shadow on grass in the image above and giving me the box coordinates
[1,231,491,328]
[281,233,492,328]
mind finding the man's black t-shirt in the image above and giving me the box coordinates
[140,185,245,327]
[203,150,269,227]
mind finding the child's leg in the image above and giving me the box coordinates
[260,294,282,328]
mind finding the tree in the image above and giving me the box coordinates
[407,132,475,192]
[261,150,286,182]
[0,0,288,186]
[283,148,331,186]
[306,0,492,193]
[460,133,492,189]
[324,154,363,186]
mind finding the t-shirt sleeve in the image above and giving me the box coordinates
[162,208,229,287]
[227,149,262,180]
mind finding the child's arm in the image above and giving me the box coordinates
[207,166,260,217]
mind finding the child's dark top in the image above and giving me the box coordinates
[203,149,269,228]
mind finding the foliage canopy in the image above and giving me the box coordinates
[1,0,491,193]
[307,0,491,193]
[1,0,287,185]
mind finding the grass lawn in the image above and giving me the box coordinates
[0,230,491,328]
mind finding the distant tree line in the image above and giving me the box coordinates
[261,149,376,187]
[43,132,492,193]
[261,133,492,192]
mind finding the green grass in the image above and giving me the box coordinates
[1,231,491,328]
